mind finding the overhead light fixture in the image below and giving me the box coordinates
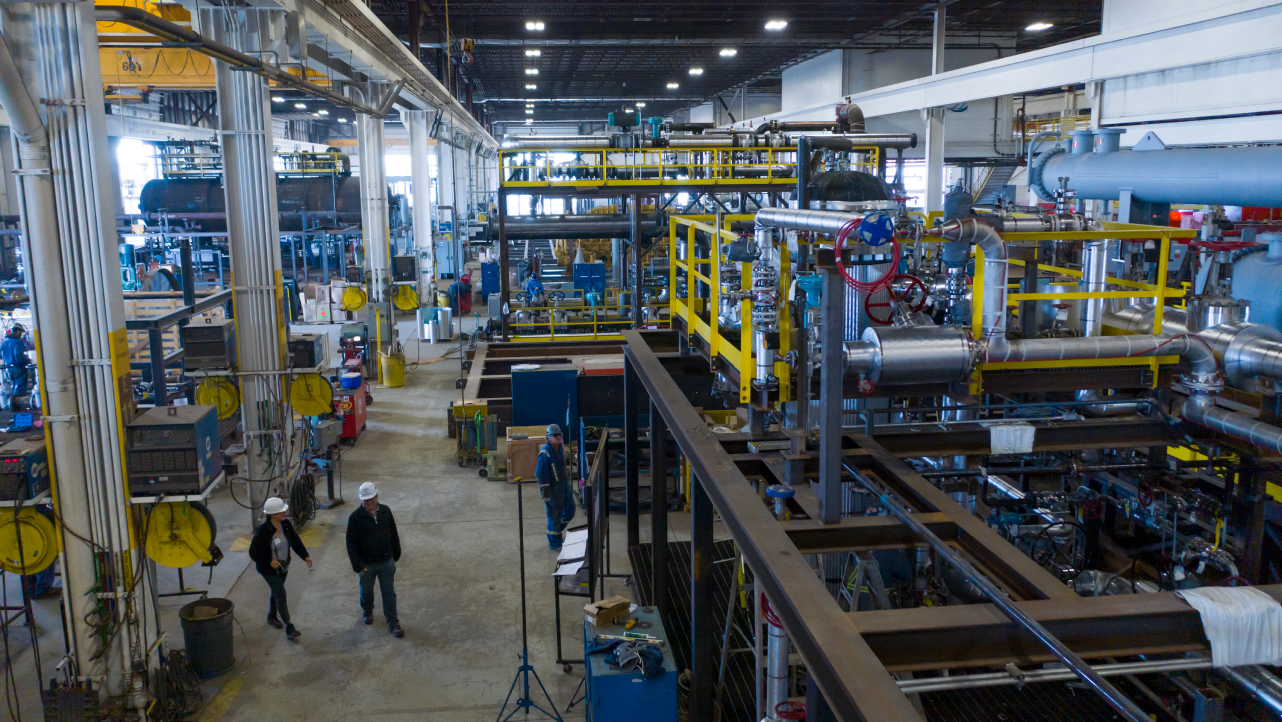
[525,49,541,57]
[1025,21,1053,31]
[719,48,737,57]
[525,109,534,114]
[666,82,679,89]
[764,19,788,30]
[338,118,347,123]
[525,21,544,31]
[525,68,539,75]
[272,96,285,103]
[318,110,329,115]
[294,103,306,109]
[688,67,703,75]
[525,118,533,124]
[636,102,646,108]
[624,107,634,113]
[525,84,538,89]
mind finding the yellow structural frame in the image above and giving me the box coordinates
[506,298,669,342]
[669,214,792,404]
[969,222,1198,393]
[499,147,877,190]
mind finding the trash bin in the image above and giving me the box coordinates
[380,352,406,388]
[179,598,235,679]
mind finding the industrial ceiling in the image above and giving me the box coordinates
[370,0,1102,125]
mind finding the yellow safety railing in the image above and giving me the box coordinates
[969,222,1198,392]
[499,147,878,189]
[668,214,792,403]
[276,152,347,176]
[1016,115,1091,141]
[159,152,222,177]
[507,301,668,342]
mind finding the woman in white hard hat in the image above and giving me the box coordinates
[248,497,312,640]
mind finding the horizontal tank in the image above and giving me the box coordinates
[139,176,367,232]
[1230,233,1282,332]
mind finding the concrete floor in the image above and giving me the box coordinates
[5,314,642,722]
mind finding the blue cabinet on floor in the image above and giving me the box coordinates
[584,606,677,722]
[573,262,607,292]
[511,364,579,442]
[480,262,500,301]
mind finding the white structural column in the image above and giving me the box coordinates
[205,7,288,519]
[436,129,457,251]
[404,108,437,306]
[923,7,947,214]
[6,2,155,698]
[356,90,391,305]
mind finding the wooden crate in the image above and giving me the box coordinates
[505,425,547,484]
[123,293,227,363]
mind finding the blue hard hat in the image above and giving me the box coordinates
[546,424,562,436]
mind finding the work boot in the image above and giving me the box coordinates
[285,625,301,640]
[389,623,404,638]
[266,615,284,629]
[362,611,373,625]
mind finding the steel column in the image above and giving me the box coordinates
[650,399,669,612]
[624,354,641,548]
[631,193,643,329]
[690,472,716,720]
[499,188,509,340]
[818,266,844,524]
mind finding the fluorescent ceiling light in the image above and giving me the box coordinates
[764,19,787,30]
[525,84,537,89]
[525,21,544,30]
[636,102,646,108]
[338,118,347,123]
[317,110,328,115]
[688,67,703,75]
[666,82,679,89]
[525,119,533,124]
[525,109,534,114]
[624,107,634,113]
[1025,22,1053,31]
[525,68,539,75]
[294,103,306,109]
[525,49,541,57]
[272,96,285,103]
[719,48,737,57]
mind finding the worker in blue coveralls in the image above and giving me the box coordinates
[1,323,30,411]
[535,423,575,550]
[524,272,545,299]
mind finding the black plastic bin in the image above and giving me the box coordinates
[179,598,235,679]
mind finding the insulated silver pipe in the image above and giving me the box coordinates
[1219,665,1282,716]
[1080,239,1115,337]
[755,208,859,234]
[765,610,790,721]
[990,334,1218,376]
[1181,395,1282,455]
[929,219,1009,348]
[508,135,611,149]
[899,657,1213,694]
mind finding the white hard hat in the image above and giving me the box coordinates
[264,497,289,515]
[358,482,379,501]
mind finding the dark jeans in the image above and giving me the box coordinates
[359,559,398,625]
[260,569,291,626]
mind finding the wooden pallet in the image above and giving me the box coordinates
[124,293,226,363]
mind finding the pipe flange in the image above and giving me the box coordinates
[1220,322,1282,386]
[1029,146,1066,203]
[1182,373,1224,395]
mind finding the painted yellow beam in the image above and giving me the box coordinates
[100,47,333,91]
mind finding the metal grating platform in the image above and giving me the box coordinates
[630,540,758,722]
[921,680,1124,722]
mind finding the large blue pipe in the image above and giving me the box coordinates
[1031,143,1282,207]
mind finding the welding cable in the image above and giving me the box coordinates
[760,593,784,628]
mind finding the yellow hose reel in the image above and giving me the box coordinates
[340,285,368,312]
[195,378,241,420]
[289,373,334,416]
[392,285,419,311]
[0,507,59,575]
[144,501,217,569]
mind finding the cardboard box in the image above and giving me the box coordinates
[584,595,631,626]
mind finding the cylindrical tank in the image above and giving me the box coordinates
[1030,144,1282,207]
[805,170,894,211]
[139,176,365,231]
[1230,233,1282,332]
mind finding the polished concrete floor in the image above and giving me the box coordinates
[5,316,641,721]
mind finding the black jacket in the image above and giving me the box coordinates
[248,519,309,576]
[346,504,401,573]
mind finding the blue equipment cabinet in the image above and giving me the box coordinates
[572,262,607,292]
[480,261,500,301]
[511,364,579,443]
[584,606,677,722]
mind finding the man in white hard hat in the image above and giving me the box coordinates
[248,497,312,640]
[345,482,403,637]
[535,423,574,550]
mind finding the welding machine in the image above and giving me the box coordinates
[127,405,222,495]
[0,438,49,501]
